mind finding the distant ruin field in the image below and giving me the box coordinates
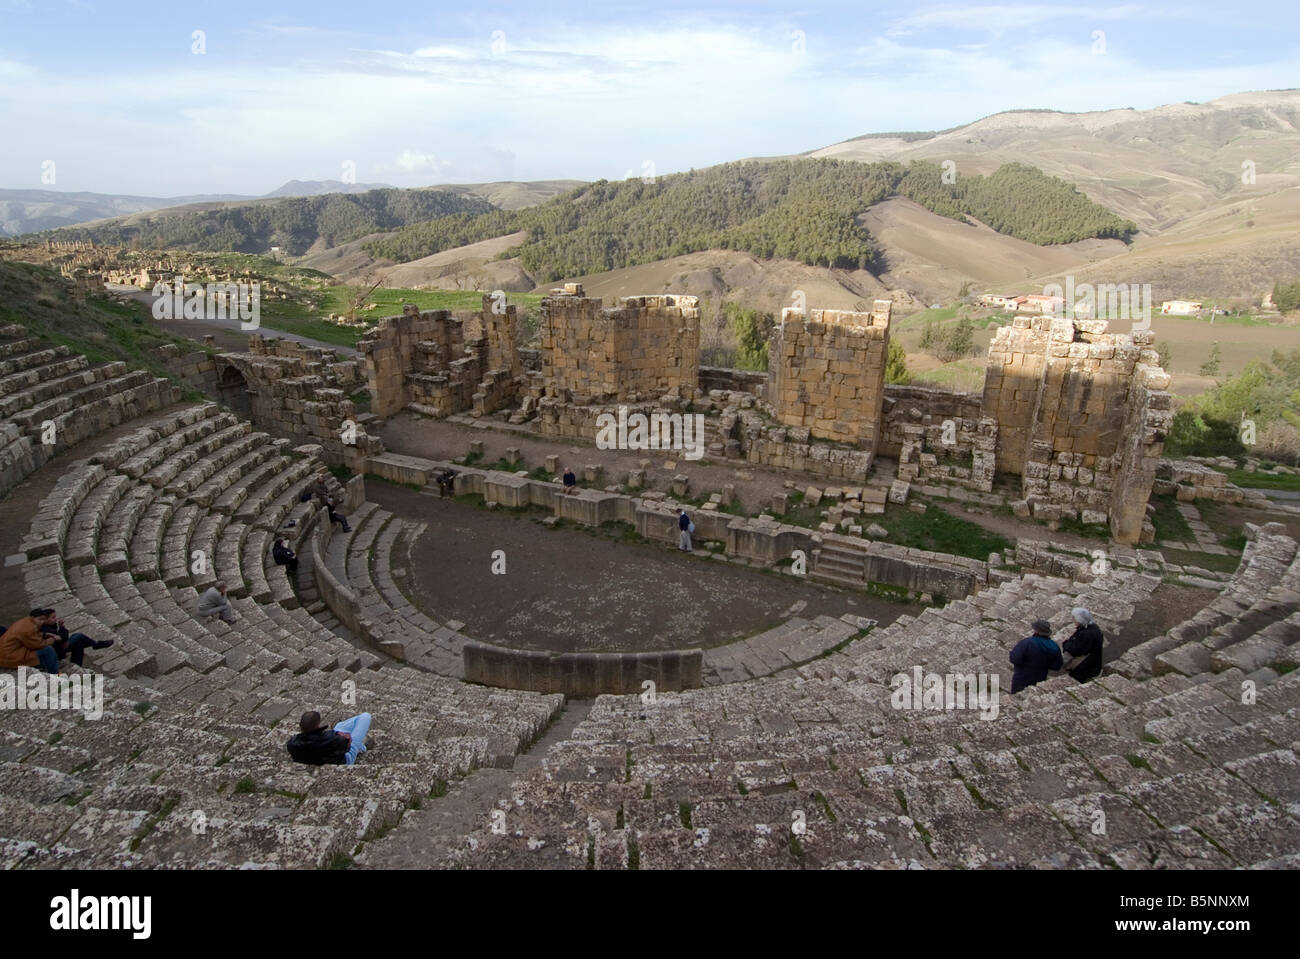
[892,307,1300,397]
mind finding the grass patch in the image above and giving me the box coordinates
[678,800,693,829]
[132,701,154,716]
[1124,754,1152,771]
[429,779,449,798]
[1054,515,1112,539]
[813,791,838,823]
[1225,469,1300,494]
[0,261,216,385]
[875,503,1011,560]
[1148,495,1194,543]
[627,837,640,870]
[233,776,257,794]
[1161,547,1242,574]
[326,852,354,870]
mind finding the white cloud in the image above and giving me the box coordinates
[886,4,1152,36]
[393,150,451,173]
[0,14,1293,195]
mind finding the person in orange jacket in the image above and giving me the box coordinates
[0,609,60,674]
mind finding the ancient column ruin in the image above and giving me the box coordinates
[768,299,892,455]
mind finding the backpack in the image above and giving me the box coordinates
[687,521,696,534]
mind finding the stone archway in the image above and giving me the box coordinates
[215,362,251,419]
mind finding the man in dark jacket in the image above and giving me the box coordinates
[1062,607,1104,683]
[286,710,372,766]
[40,609,113,668]
[1009,619,1063,693]
[677,509,693,552]
[272,538,298,575]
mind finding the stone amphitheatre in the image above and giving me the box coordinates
[0,277,1298,871]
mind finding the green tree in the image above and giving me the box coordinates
[725,303,773,371]
[1156,340,1172,369]
[1272,278,1300,313]
[1200,342,1222,377]
[938,316,975,361]
[919,314,937,350]
[885,340,911,384]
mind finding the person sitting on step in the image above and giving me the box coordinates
[1062,606,1104,684]
[318,492,351,533]
[286,710,373,766]
[562,466,578,495]
[197,581,237,623]
[0,609,62,674]
[1009,618,1063,693]
[436,468,458,498]
[39,608,113,668]
[272,538,299,575]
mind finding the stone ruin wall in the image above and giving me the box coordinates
[768,300,891,451]
[880,385,997,493]
[344,287,1168,541]
[531,290,702,444]
[984,315,1171,541]
[539,291,700,404]
[156,335,380,470]
[358,297,522,420]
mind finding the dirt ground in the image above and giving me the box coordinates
[366,482,908,653]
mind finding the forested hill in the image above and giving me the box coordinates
[361,158,1137,281]
[35,158,1136,280]
[31,189,495,255]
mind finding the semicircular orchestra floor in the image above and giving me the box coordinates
[367,482,908,655]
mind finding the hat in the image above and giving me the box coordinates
[1030,619,1052,635]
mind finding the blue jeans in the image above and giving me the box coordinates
[334,712,371,765]
[63,633,93,667]
[36,645,59,674]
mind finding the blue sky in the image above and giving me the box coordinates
[1,0,1296,195]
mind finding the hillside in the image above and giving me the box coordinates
[0,260,204,386]
[361,158,1134,280]
[810,91,1300,232]
[0,179,394,236]
[33,189,496,255]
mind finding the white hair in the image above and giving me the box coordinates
[1072,607,1093,626]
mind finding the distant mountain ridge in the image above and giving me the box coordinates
[0,179,393,236]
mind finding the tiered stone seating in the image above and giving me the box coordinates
[0,324,178,496]
[0,663,562,868]
[6,317,1297,868]
[314,500,466,676]
[1113,522,1298,680]
[381,529,1298,870]
[7,393,568,867]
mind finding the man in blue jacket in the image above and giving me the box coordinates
[1009,619,1063,693]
